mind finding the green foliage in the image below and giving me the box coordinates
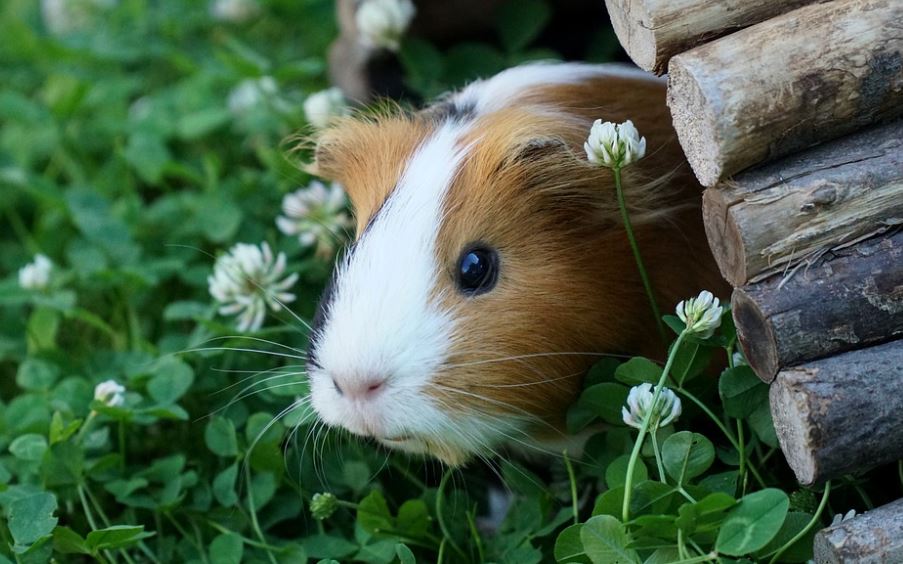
[0,0,886,562]
[550,311,873,563]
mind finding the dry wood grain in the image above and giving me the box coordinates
[703,120,903,286]
[770,340,903,486]
[668,0,903,187]
[603,0,824,74]
[732,231,903,382]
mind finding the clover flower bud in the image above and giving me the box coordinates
[94,379,126,407]
[276,181,352,260]
[208,242,298,332]
[18,254,53,291]
[310,492,338,520]
[584,119,646,169]
[227,76,278,115]
[42,0,116,35]
[355,0,416,52]
[676,290,723,339]
[622,383,682,430]
[211,0,260,23]
[303,88,349,129]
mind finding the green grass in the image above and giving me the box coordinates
[0,1,896,562]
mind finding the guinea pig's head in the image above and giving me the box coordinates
[302,65,700,465]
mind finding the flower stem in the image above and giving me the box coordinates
[244,468,278,564]
[119,421,127,471]
[650,430,667,483]
[736,419,747,496]
[622,331,686,522]
[768,481,831,564]
[78,485,117,564]
[613,166,666,344]
[76,411,98,444]
[466,506,485,562]
[562,450,579,525]
[436,469,467,561]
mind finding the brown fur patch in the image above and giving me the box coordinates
[427,78,727,440]
[308,111,434,233]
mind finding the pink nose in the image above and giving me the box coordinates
[332,376,386,400]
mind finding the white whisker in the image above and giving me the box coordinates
[183,346,307,361]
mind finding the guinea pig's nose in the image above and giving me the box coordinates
[331,375,386,400]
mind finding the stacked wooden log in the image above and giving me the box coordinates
[604,0,903,560]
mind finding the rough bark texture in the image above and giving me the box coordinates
[732,232,903,382]
[703,120,903,286]
[603,0,824,74]
[814,498,903,563]
[667,0,903,187]
[770,340,903,486]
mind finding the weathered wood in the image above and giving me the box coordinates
[814,498,903,563]
[770,340,903,486]
[732,231,903,382]
[603,0,824,75]
[703,120,903,287]
[667,0,903,187]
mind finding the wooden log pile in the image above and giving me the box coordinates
[605,0,903,559]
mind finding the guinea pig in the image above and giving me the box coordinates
[303,62,725,465]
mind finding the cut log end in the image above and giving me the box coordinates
[603,0,660,73]
[769,373,818,485]
[731,288,779,382]
[666,59,723,187]
[702,187,748,286]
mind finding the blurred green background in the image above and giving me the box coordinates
[0,1,626,562]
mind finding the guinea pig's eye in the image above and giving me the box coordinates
[456,246,498,296]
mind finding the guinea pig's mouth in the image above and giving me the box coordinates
[374,434,471,466]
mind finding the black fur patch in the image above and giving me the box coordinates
[425,100,476,123]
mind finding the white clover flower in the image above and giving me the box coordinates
[276,181,353,259]
[42,0,117,35]
[94,379,126,407]
[210,0,260,23]
[227,76,278,116]
[208,242,299,332]
[303,88,349,130]
[584,119,647,169]
[18,254,53,291]
[355,0,416,52]
[676,290,724,339]
[621,383,682,430]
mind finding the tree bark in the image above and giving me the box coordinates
[667,0,903,187]
[731,231,903,382]
[814,498,903,563]
[703,120,903,287]
[770,340,903,486]
[603,0,824,75]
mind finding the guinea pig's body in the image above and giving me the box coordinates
[305,63,725,465]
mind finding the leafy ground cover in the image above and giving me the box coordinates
[0,1,898,562]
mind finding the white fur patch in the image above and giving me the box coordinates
[453,62,662,116]
[309,62,661,460]
[309,122,469,443]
